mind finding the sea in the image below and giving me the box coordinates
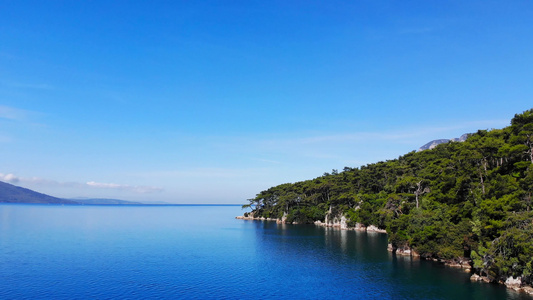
[0,204,529,299]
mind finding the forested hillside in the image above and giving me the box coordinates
[243,109,533,287]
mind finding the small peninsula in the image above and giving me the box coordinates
[239,109,533,295]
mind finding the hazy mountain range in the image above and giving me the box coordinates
[0,181,141,205]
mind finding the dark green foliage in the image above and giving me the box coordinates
[244,109,533,285]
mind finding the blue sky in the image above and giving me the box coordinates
[1,1,532,203]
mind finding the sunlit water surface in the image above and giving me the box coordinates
[0,204,529,299]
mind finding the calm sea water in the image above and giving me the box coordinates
[0,204,529,299]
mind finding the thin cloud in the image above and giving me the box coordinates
[0,135,11,143]
[0,80,54,90]
[0,173,20,183]
[135,167,273,181]
[254,158,281,164]
[261,119,510,146]
[86,181,122,189]
[0,105,33,121]
[140,168,250,179]
[0,173,82,187]
[86,181,163,194]
[0,173,163,194]
[242,119,512,164]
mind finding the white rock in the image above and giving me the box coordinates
[505,276,522,288]
[470,274,481,281]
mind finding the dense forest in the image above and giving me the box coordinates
[243,109,533,287]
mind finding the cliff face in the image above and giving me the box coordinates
[315,208,349,229]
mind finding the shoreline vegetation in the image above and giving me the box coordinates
[238,109,533,296]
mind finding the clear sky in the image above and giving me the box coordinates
[1,1,532,204]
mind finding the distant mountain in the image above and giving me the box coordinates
[70,198,142,205]
[0,181,144,205]
[418,133,470,151]
[142,200,171,204]
[0,181,78,204]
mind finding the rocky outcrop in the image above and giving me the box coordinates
[311,206,388,232]
[388,244,474,272]
[387,244,420,257]
[470,274,491,283]
[505,276,522,290]
[235,215,278,221]
[317,211,349,229]
[501,276,533,295]
[236,211,387,233]
[279,212,288,224]
[314,215,387,233]
[366,225,387,233]
[418,134,470,151]
[314,219,387,233]
[235,212,298,224]
[470,275,533,295]
[235,212,278,222]
[443,258,471,269]
[315,218,348,229]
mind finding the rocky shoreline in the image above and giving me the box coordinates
[313,219,387,233]
[469,274,533,295]
[235,214,387,233]
[388,244,533,296]
[236,213,533,296]
[235,215,279,222]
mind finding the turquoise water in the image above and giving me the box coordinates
[0,204,529,299]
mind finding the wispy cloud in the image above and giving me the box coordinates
[139,168,262,179]
[0,173,83,187]
[0,135,12,143]
[260,119,509,147]
[0,106,47,143]
[235,119,512,164]
[0,173,163,194]
[0,80,54,90]
[86,181,163,194]
[0,173,20,183]
[0,105,33,121]
[254,158,281,164]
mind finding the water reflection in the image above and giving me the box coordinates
[244,219,531,300]
[2,205,531,300]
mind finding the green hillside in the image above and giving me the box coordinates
[244,109,533,287]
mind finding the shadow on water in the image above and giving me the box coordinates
[244,220,531,300]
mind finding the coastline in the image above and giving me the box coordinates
[235,214,533,296]
[235,215,386,233]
